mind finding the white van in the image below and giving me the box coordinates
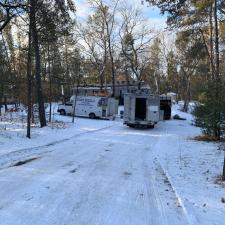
[57,96,118,119]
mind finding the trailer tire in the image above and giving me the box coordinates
[59,109,66,116]
[89,113,96,119]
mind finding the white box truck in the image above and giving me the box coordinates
[57,96,118,119]
[123,90,160,128]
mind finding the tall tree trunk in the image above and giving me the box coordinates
[183,75,191,112]
[209,5,214,80]
[48,43,52,122]
[103,43,107,90]
[125,66,129,92]
[0,74,3,116]
[0,31,11,116]
[30,0,46,127]
[176,72,179,103]
[223,155,225,181]
[138,80,142,90]
[104,17,115,97]
[214,0,220,138]
[64,35,70,96]
[108,45,115,97]
[154,71,159,94]
[4,96,7,111]
[214,0,220,79]
[26,19,32,138]
[99,66,104,91]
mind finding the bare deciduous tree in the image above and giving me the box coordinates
[88,0,119,96]
[119,5,153,89]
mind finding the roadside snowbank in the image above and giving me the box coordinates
[0,105,115,156]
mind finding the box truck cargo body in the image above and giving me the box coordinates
[123,91,160,128]
[160,95,172,120]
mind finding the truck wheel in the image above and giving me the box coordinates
[89,113,96,119]
[59,109,66,115]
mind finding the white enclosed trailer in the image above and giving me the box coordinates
[123,90,160,128]
[58,96,118,119]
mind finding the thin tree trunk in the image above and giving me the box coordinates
[48,43,52,122]
[0,31,9,116]
[138,80,142,90]
[99,65,104,91]
[154,71,159,94]
[103,43,107,90]
[4,96,7,111]
[214,0,220,138]
[26,17,32,139]
[104,17,115,97]
[30,0,46,127]
[64,35,70,96]
[176,72,179,103]
[125,66,129,92]
[214,0,220,79]
[183,76,190,112]
[222,154,225,181]
[209,5,214,80]
[108,45,115,97]
[0,76,3,116]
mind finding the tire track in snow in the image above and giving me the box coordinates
[151,127,199,225]
[153,157,199,225]
[0,124,115,170]
[142,141,193,225]
[142,157,168,225]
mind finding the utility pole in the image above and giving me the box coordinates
[72,85,78,123]
[72,73,81,123]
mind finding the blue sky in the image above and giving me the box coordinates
[75,0,167,29]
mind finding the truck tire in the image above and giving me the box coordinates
[89,113,96,119]
[59,109,66,115]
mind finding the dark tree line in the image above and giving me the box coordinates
[0,0,76,137]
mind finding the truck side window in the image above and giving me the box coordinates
[65,101,73,106]
[98,98,107,107]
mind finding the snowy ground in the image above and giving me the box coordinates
[0,104,224,225]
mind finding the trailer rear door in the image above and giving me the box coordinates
[135,98,147,121]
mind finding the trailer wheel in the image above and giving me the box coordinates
[89,113,96,119]
[59,109,66,115]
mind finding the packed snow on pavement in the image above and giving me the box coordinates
[0,104,224,225]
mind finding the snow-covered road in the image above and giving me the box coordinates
[0,120,188,225]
